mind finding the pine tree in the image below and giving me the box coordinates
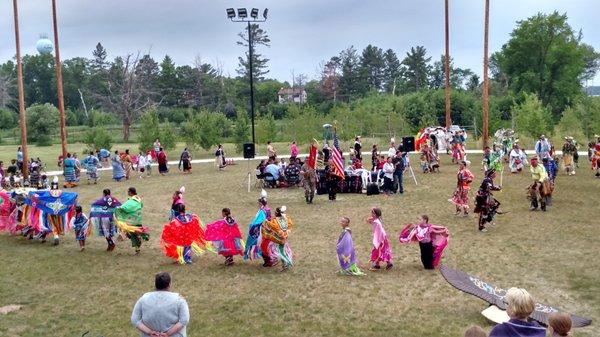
[383,49,402,95]
[402,46,432,91]
[237,24,271,81]
[359,45,385,92]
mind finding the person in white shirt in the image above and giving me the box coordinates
[388,140,397,159]
[137,153,148,179]
[382,157,395,196]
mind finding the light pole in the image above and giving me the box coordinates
[226,7,268,151]
[52,0,68,160]
[444,0,451,129]
[12,0,29,179]
[482,0,490,149]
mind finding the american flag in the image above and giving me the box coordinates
[331,129,345,180]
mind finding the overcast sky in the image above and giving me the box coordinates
[1,0,599,84]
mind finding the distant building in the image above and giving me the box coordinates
[278,87,307,104]
[586,86,600,97]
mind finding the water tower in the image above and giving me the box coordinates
[36,34,53,54]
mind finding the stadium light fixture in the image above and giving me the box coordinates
[251,8,259,19]
[226,8,235,19]
[237,8,247,19]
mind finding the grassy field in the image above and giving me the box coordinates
[0,155,598,337]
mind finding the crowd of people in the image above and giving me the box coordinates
[1,132,595,337]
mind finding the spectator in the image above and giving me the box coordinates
[489,288,546,337]
[267,141,276,159]
[548,312,572,337]
[290,141,299,158]
[264,160,281,183]
[131,272,189,337]
[464,326,487,337]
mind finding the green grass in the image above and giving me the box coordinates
[0,155,598,337]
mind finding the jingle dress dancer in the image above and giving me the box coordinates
[474,169,502,232]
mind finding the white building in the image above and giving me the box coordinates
[278,88,307,104]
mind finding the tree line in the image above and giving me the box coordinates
[0,11,599,150]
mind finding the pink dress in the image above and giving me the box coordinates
[290,144,299,157]
[370,218,393,263]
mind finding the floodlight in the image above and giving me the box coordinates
[263,8,269,20]
[237,8,247,18]
[251,8,259,19]
[226,8,236,19]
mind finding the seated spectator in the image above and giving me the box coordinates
[284,160,301,186]
[256,160,267,175]
[464,326,487,337]
[489,288,546,337]
[265,161,281,182]
[548,312,572,337]
[6,160,18,175]
[131,272,189,337]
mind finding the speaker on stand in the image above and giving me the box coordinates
[242,143,255,192]
[401,136,418,186]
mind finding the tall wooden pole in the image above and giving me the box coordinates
[482,0,490,149]
[52,0,68,159]
[444,0,451,129]
[12,0,29,179]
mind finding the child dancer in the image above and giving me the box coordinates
[71,205,89,252]
[399,215,449,269]
[205,208,244,266]
[170,187,185,220]
[336,217,364,276]
[261,206,294,271]
[367,207,393,271]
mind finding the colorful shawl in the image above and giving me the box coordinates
[89,196,121,236]
[114,195,147,235]
[336,228,365,276]
[0,191,16,233]
[161,213,212,264]
[261,214,294,267]
[243,207,270,260]
[399,223,449,267]
[204,217,244,257]
[22,190,78,235]
[370,218,393,263]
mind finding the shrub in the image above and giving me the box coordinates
[138,109,177,152]
[26,103,59,146]
[84,127,113,151]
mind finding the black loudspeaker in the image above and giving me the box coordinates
[402,136,415,152]
[243,143,255,159]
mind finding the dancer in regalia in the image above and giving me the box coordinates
[82,151,101,184]
[112,151,125,182]
[399,215,449,269]
[260,206,294,270]
[0,188,16,233]
[449,160,474,217]
[114,187,148,254]
[509,143,527,173]
[562,137,577,176]
[474,169,502,232]
[70,205,89,251]
[89,189,121,251]
[244,190,271,262]
[529,157,549,212]
[367,207,393,271]
[170,187,185,220]
[336,217,364,276]
[160,203,210,264]
[63,153,79,188]
[205,208,244,266]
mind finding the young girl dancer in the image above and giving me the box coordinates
[367,207,393,271]
[205,208,244,266]
[399,215,449,269]
[336,217,364,276]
